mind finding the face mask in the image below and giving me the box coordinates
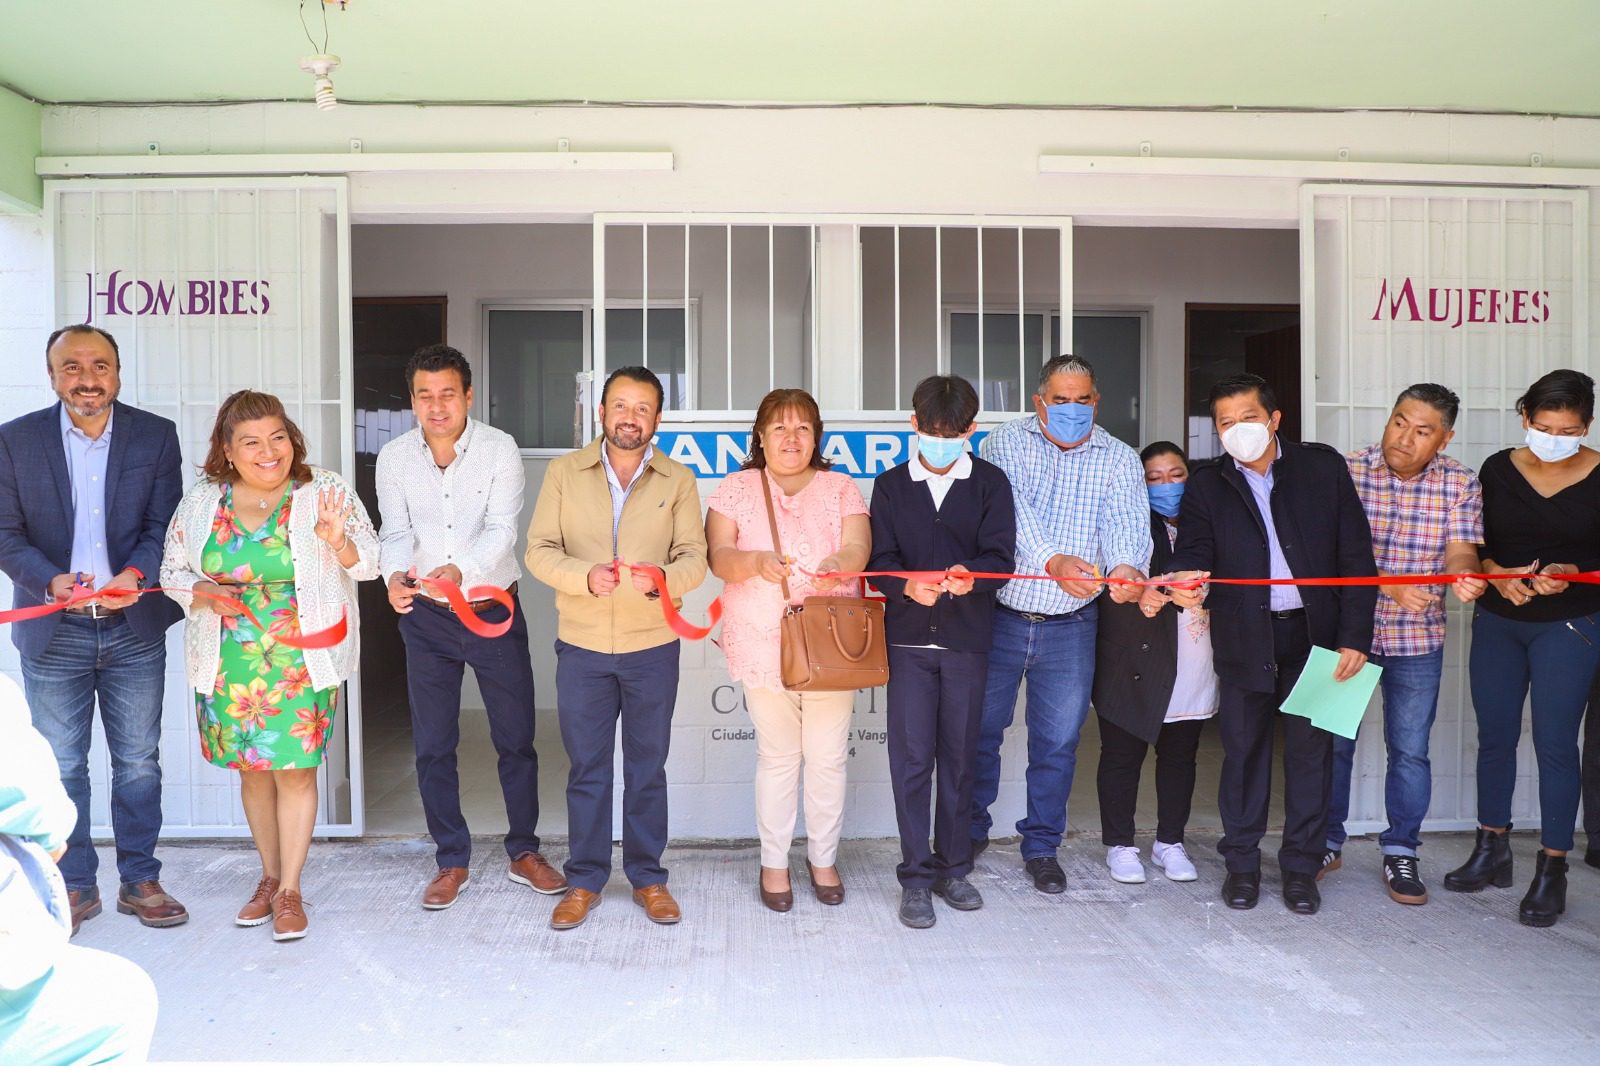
[916,433,967,469]
[1220,421,1272,464]
[1147,482,1185,518]
[1044,402,1094,444]
[1526,427,1584,463]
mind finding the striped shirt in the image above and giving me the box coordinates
[1346,443,1484,657]
[980,417,1151,614]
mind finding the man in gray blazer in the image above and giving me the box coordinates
[0,325,186,933]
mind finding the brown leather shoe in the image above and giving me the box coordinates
[271,889,309,942]
[807,861,846,906]
[236,876,280,927]
[68,888,102,937]
[116,880,189,928]
[422,867,470,910]
[759,867,793,913]
[632,883,681,924]
[550,888,603,930]
[508,851,567,895]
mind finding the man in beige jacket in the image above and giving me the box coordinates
[526,366,708,930]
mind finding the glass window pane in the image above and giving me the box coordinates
[604,307,688,411]
[486,309,584,449]
[950,312,1042,412]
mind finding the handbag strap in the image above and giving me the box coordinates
[758,469,793,603]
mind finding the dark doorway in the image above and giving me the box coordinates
[352,297,446,731]
[1185,305,1301,457]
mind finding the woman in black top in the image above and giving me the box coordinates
[1447,370,1600,927]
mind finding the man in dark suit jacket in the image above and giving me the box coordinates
[1165,373,1377,916]
[0,325,186,933]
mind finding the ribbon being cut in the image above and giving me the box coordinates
[8,566,1597,648]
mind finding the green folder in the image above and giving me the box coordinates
[1280,646,1383,740]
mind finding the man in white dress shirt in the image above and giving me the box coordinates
[376,344,566,910]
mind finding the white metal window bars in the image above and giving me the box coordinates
[590,214,1072,435]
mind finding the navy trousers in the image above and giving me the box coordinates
[887,646,989,888]
[399,593,542,868]
[554,638,679,893]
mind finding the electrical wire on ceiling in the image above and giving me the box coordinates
[299,0,331,55]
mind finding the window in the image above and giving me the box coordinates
[484,303,694,450]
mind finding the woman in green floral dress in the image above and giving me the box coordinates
[163,390,378,942]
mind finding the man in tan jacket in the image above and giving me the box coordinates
[526,366,707,930]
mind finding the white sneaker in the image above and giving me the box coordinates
[1151,840,1198,882]
[1106,846,1147,884]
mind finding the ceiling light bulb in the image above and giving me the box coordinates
[298,54,341,111]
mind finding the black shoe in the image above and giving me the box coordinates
[970,837,989,858]
[1584,844,1600,871]
[1444,826,1514,892]
[932,876,984,911]
[1383,855,1428,905]
[1221,870,1260,910]
[899,887,936,929]
[1024,856,1067,894]
[1518,852,1568,928]
[1282,871,1321,915]
[1316,849,1342,881]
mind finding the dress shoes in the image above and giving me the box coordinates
[899,887,936,929]
[1024,856,1067,894]
[932,876,984,911]
[759,868,793,913]
[1222,870,1260,910]
[236,876,280,927]
[116,881,189,928]
[551,888,602,930]
[1585,843,1600,870]
[1282,871,1321,915]
[421,867,470,910]
[68,888,102,937]
[270,889,308,942]
[633,883,682,924]
[507,852,567,895]
[806,861,845,905]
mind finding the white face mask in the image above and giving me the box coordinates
[1220,421,1272,463]
[1525,427,1584,463]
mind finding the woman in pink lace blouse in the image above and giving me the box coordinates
[705,389,872,913]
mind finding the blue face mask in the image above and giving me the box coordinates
[1043,401,1095,444]
[1147,482,1185,519]
[917,433,967,469]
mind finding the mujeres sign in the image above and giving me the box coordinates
[1371,277,1551,327]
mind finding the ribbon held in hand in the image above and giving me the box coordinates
[805,567,1600,590]
[618,561,724,641]
[412,575,516,639]
[0,583,350,651]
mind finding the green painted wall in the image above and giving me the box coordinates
[0,87,41,212]
[0,1,1596,116]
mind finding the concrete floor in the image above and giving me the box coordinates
[68,832,1600,1065]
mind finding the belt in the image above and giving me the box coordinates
[420,581,517,616]
[999,603,1076,623]
[1270,607,1305,619]
[63,602,124,619]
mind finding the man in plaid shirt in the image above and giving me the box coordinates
[1325,383,1487,905]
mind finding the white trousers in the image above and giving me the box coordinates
[744,686,855,868]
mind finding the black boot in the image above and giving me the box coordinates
[1443,826,1513,892]
[1518,852,1568,928]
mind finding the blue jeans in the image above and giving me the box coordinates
[970,601,1097,860]
[21,614,167,891]
[1468,607,1600,852]
[1326,647,1444,857]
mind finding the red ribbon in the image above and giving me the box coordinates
[411,576,515,639]
[811,568,1600,589]
[0,583,348,650]
[613,561,724,641]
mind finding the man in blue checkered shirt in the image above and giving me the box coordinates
[971,355,1152,894]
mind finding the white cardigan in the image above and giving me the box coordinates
[160,467,380,695]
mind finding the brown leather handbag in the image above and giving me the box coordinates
[759,470,889,692]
